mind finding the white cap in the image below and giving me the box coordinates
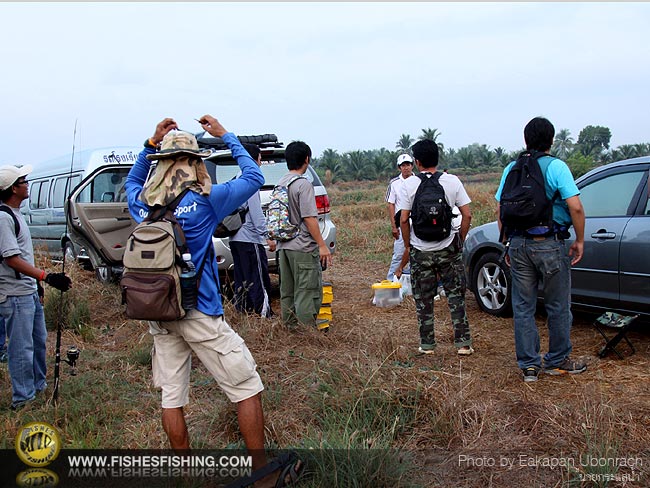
[182,253,192,261]
[396,154,413,167]
[0,164,32,191]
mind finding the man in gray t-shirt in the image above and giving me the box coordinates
[276,141,332,328]
[0,165,71,410]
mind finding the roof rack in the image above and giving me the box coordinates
[196,132,283,150]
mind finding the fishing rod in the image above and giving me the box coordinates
[52,119,80,405]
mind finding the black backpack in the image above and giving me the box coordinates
[499,151,557,238]
[0,204,21,278]
[411,172,454,242]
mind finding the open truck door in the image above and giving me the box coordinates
[66,164,136,282]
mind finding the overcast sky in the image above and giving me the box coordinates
[1,2,649,165]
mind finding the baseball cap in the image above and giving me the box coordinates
[0,164,33,191]
[396,154,413,167]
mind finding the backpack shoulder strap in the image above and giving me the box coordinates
[0,204,20,237]
[147,188,192,222]
[287,174,306,187]
[533,153,561,203]
[0,204,22,279]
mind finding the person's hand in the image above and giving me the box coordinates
[44,272,72,292]
[151,118,178,145]
[391,227,399,239]
[395,267,402,279]
[267,239,277,253]
[197,115,227,138]
[569,240,584,266]
[319,245,332,270]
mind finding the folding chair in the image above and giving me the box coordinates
[593,312,639,359]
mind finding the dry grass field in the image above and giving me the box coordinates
[1,174,649,487]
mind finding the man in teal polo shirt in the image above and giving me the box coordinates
[495,117,586,383]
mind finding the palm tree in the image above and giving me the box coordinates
[634,143,650,156]
[371,148,395,180]
[418,128,445,157]
[552,129,574,159]
[475,144,496,167]
[317,148,341,172]
[316,148,342,184]
[419,128,441,142]
[341,150,369,181]
[456,147,475,169]
[395,134,413,151]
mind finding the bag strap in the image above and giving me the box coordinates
[146,188,191,256]
[0,204,22,279]
[0,204,20,237]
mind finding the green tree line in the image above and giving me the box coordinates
[312,126,650,183]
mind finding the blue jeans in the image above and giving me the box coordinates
[0,315,6,352]
[387,232,409,281]
[0,293,47,406]
[509,236,573,370]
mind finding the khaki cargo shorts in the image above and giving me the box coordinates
[150,310,264,408]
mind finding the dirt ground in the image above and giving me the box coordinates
[5,249,649,487]
[254,251,650,487]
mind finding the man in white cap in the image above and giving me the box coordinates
[0,165,72,410]
[385,153,414,281]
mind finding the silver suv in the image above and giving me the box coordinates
[66,135,336,281]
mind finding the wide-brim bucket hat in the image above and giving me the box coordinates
[146,130,212,161]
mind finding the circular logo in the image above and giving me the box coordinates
[16,468,59,487]
[15,422,61,467]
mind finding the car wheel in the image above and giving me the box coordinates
[472,251,512,317]
[95,265,113,284]
[63,241,76,264]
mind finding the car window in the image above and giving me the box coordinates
[29,181,41,210]
[75,168,130,203]
[580,171,645,217]
[38,180,50,209]
[211,159,316,186]
[51,174,82,207]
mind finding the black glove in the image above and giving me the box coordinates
[37,282,44,300]
[44,272,72,292]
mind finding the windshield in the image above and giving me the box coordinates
[206,157,320,187]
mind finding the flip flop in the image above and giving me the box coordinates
[275,458,305,487]
[225,451,304,488]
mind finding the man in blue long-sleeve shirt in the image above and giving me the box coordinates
[125,116,298,484]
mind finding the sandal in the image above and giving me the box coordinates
[225,451,305,488]
[275,457,305,487]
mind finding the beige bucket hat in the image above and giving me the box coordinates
[146,130,212,161]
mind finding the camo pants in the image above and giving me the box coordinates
[410,239,472,349]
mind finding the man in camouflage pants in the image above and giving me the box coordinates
[395,139,474,356]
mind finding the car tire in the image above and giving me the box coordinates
[63,241,76,264]
[472,251,512,317]
[95,265,113,284]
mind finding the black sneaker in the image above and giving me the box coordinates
[10,398,34,411]
[522,367,539,383]
[544,357,587,375]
